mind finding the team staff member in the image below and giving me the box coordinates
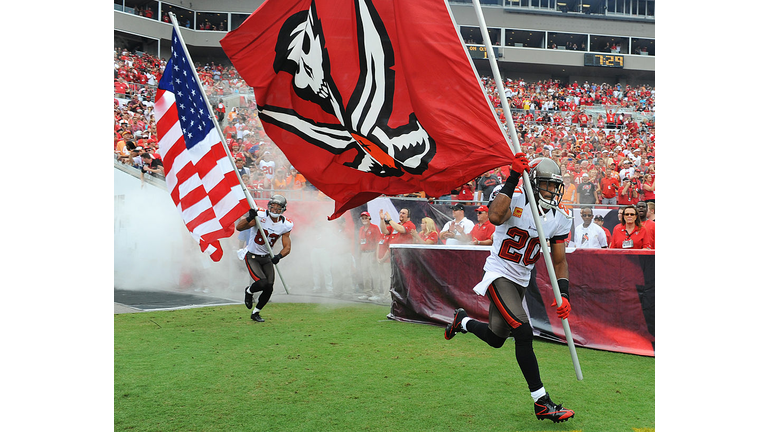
[236,195,293,322]
[357,211,381,301]
[444,155,575,424]
[379,208,416,244]
[469,205,494,246]
[609,204,650,249]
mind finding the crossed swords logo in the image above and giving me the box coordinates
[259,0,436,177]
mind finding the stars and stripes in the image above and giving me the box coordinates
[155,28,249,261]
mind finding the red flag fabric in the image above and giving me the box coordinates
[155,28,250,261]
[221,0,513,219]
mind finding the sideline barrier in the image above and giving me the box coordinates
[387,244,655,357]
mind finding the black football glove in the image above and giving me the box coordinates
[271,253,283,265]
[246,209,257,222]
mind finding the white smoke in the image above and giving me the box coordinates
[114,166,368,301]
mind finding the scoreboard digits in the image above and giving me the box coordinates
[584,53,624,68]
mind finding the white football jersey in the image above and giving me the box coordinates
[483,186,571,286]
[246,208,293,255]
[259,160,276,179]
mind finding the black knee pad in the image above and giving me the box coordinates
[250,279,269,293]
[466,320,506,348]
[486,331,506,348]
[510,322,534,345]
[262,283,274,295]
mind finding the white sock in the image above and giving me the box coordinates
[252,308,260,314]
[461,317,471,331]
[531,387,546,401]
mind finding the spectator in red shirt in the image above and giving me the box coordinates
[411,217,439,245]
[599,171,620,205]
[610,205,650,249]
[617,177,637,205]
[114,79,128,96]
[456,181,475,203]
[641,173,655,203]
[379,208,416,244]
[469,205,494,246]
[635,201,655,249]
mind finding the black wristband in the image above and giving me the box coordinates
[557,278,570,300]
[384,219,391,224]
[498,171,521,197]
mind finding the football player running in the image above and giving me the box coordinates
[236,195,293,323]
[444,155,576,423]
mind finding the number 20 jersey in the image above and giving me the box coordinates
[246,208,294,256]
[483,187,571,286]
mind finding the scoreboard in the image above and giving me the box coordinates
[584,53,624,68]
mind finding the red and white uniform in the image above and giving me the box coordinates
[246,208,293,255]
[478,187,571,292]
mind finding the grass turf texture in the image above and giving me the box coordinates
[115,303,654,431]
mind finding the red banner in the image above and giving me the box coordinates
[388,246,655,357]
[221,0,514,219]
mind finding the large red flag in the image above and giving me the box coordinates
[221,0,513,219]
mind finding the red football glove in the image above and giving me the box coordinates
[510,152,531,175]
[550,297,571,320]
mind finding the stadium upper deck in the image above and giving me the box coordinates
[115,0,654,86]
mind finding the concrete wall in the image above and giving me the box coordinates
[450,5,654,38]
[115,2,654,84]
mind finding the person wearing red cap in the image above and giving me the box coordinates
[357,211,382,301]
[469,205,494,246]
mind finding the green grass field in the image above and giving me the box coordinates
[115,303,654,431]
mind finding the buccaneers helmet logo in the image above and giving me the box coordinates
[260,0,436,177]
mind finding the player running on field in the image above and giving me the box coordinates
[236,194,293,323]
[444,155,576,424]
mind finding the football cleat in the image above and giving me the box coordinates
[444,308,468,340]
[534,393,574,423]
[251,312,265,322]
[244,287,253,309]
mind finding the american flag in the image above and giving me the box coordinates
[154,27,250,262]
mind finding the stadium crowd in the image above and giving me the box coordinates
[114,47,655,207]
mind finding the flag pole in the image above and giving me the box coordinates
[468,0,583,380]
[167,13,290,294]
